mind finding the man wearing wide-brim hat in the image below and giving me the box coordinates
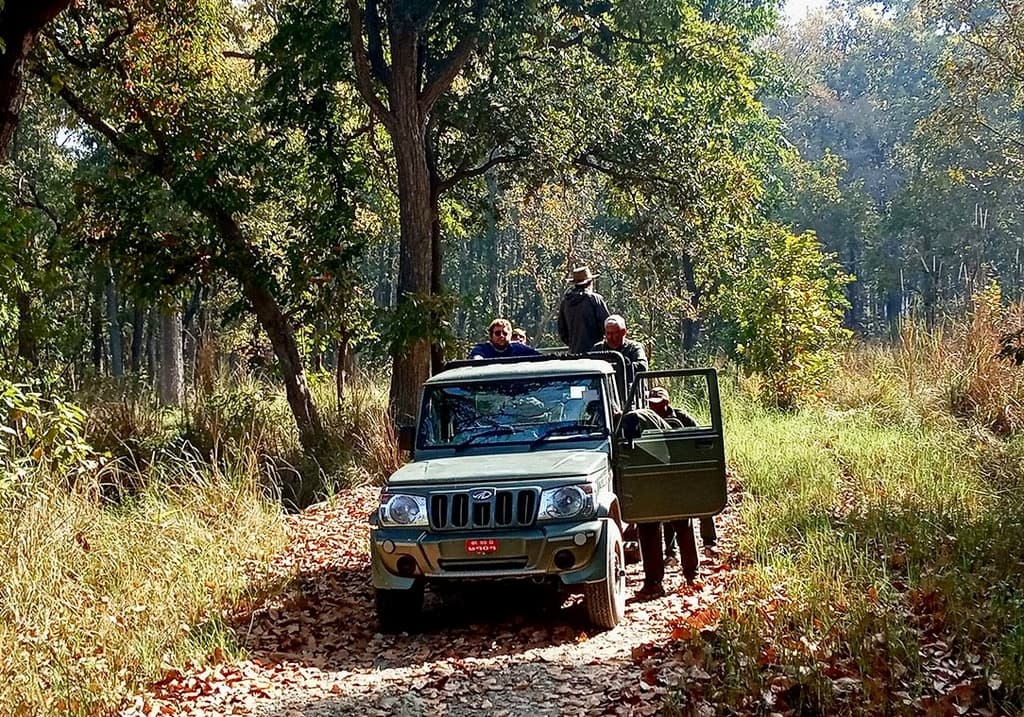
[557,265,610,353]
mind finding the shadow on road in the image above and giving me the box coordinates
[228,561,587,673]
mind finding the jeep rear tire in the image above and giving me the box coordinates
[375,582,424,633]
[583,522,626,629]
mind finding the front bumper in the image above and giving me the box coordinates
[370,518,610,590]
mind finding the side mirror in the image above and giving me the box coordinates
[397,425,415,452]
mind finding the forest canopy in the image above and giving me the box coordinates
[1,0,1021,433]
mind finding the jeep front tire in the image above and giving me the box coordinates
[583,522,626,629]
[375,582,424,633]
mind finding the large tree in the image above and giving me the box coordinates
[33,0,365,453]
[327,0,774,420]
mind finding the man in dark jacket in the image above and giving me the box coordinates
[647,386,719,560]
[558,265,610,353]
[591,315,649,373]
[468,318,540,359]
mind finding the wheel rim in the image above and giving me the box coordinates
[613,540,625,601]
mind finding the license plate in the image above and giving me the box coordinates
[465,538,499,554]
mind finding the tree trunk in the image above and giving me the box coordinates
[130,303,146,373]
[106,265,124,377]
[680,251,702,352]
[182,283,204,385]
[246,279,324,451]
[387,31,435,424]
[90,271,104,373]
[15,288,38,367]
[885,288,901,341]
[147,307,158,380]
[429,170,445,373]
[158,306,183,406]
[204,204,324,452]
[336,332,350,405]
[0,1,73,158]
[844,237,863,332]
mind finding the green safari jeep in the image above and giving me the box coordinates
[368,354,726,631]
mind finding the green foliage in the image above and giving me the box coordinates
[714,225,852,408]
[0,380,99,493]
[379,290,461,360]
[924,0,1024,180]
[712,379,1024,712]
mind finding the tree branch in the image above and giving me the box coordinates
[345,0,393,129]
[364,0,391,86]
[16,175,62,232]
[419,0,487,114]
[439,146,531,193]
[46,10,132,70]
[575,152,683,192]
[38,68,165,175]
[977,117,1024,150]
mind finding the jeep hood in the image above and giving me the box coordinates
[388,449,608,486]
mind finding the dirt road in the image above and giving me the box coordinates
[123,487,733,717]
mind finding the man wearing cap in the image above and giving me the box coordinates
[557,265,610,354]
[591,315,649,373]
[631,385,702,599]
[646,385,696,427]
[468,318,540,359]
[647,385,718,585]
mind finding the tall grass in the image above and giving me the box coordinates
[696,301,1024,713]
[828,287,1024,435]
[78,373,401,508]
[1,368,403,716]
[313,377,402,487]
[0,452,285,716]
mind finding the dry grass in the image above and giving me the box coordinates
[946,291,1024,435]
[306,377,401,489]
[703,303,1024,713]
[0,456,285,716]
[828,290,1024,436]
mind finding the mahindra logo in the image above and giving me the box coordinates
[471,489,494,501]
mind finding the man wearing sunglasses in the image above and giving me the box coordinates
[468,318,540,359]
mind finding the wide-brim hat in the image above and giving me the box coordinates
[569,265,598,285]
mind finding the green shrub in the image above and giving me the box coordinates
[0,380,99,495]
[714,225,852,409]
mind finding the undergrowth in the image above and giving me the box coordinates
[689,296,1024,714]
[0,382,285,716]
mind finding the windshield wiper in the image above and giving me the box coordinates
[452,425,516,451]
[530,424,608,447]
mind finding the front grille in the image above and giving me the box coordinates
[430,488,539,530]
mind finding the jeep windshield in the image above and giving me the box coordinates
[417,375,608,451]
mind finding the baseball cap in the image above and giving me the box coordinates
[647,386,669,404]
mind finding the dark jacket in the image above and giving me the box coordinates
[558,286,610,354]
[664,406,698,428]
[590,337,649,373]
[468,341,540,360]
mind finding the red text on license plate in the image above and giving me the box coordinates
[465,538,499,554]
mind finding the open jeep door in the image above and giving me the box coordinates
[614,368,727,523]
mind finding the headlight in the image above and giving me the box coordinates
[538,484,594,521]
[379,493,429,526]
